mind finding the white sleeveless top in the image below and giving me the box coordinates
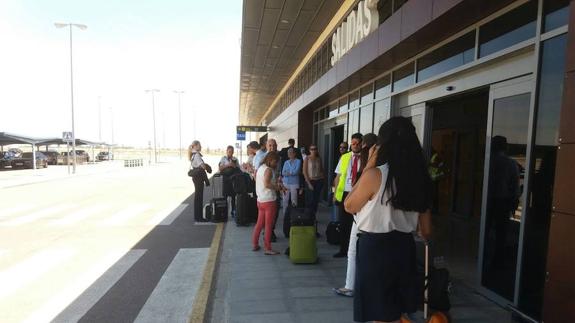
[256,165,277,203]
[355,164,419,233]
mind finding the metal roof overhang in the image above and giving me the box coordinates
[239,0,346,126]
[0,132,44,146]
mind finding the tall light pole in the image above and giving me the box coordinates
[55,22,87,174]
[173,90,185,159]
[98,96,102,142]
[109,106,114,144]
[145,89,160,163]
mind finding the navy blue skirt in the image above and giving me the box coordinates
[354,231,418,322]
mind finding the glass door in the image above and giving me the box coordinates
[400,102,430,152]
[479,76,533,305]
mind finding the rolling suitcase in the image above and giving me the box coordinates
[235,192,256,226]
[289,208,317,264]
[203,173,228,222]
[325,221,341,245]
[403,239,450,323]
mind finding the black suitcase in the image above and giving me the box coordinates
[284,206,315,237]
[325,221,341,245]
[204,174,228,222]
[415,237,451,313]
[231,172,254,194]
[235,192,256,226]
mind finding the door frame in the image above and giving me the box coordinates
[477,74,535,307]
[398,102,433,157]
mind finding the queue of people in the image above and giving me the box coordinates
[187,116,434,322]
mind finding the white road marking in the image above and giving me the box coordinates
[99,204,152,226]
[134,248,209,323]
[0,249,75,300]
[0,204,77,226]
[50,250,146,323]
[22,250,138,323]
[50,204,110,226]
[147,203,188,226]
[0,204,38,219]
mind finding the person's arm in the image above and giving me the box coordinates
[218,158,226,172]
[264,167,281,191]
[282,162,290,177]
[344,168,380,214]
[418,210,432,241]
[302,158,312,189]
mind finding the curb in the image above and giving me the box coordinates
[189,222,224,323]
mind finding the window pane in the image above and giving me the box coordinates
[373,98,391,131]
[339,97,348,113]
[359,104,374,134]
[360,84,374,105]
[349,91,360,110]
[482,92,531,301]
[378,0,393,24]
[543,0,570,32]
[328,104,338,118]
[347,109,360,142]
[518,34,567,320]
[417,32,475,82]
[375,75,391,98]
[314,111,318,122]
[479,2,537,58]
[393,63,415,92]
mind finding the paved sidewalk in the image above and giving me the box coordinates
[208,205,516,323]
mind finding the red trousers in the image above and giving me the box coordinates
[252,201,277,251]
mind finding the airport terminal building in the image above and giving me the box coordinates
[239,0,574,321]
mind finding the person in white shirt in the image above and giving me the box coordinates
[219,146,240,216]
[344,117,432,323]
[188,140,210,222]
[252,137,267,171]
[252,151,282,255]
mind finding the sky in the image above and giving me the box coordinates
[0,0,242,149]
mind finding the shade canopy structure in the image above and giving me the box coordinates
[0,132,44,146]
[0,132,111,149]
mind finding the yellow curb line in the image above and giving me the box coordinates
[189,222,224,323]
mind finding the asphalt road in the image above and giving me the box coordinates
[0,159,219,323]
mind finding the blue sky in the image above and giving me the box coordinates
[0,0,242,149]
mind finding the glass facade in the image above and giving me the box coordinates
[482,92,531,301]
[518,34,568,320]
[304,2,570,320]
[393,62,415,92]
[479,2,537,58]
[543,0,570,32]
[417,32,475,82]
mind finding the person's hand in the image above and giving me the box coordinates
[365,145,379,170]
[307,182,313,190]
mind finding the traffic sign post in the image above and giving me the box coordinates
[63,131,73,174]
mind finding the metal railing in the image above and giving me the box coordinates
[124,159,144,167]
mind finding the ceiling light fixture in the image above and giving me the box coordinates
[280,19,289,24]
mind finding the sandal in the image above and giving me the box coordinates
[333,287,354,297]
[252,246,261,252]
[264,250,280,255]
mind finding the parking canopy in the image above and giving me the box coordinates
[35,138,105,147]
[0,132,43,146]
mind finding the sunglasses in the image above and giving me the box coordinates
[339,146,347,150]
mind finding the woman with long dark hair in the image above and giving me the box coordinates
[344,117,432,323]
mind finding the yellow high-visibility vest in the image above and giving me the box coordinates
[335,152,352,202]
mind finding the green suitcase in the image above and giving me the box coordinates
[289,225,317,264]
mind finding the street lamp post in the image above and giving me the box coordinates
[55,22,87,174]
[173,90,185,159]
[98,96,102,142]
[145,89,160,163]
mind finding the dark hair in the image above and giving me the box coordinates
[351,133,363,141]
[288,138,295,145]
[226,145,234,150]
[259,137,267,146]
[360,133,377,172]
[263,151,280,167]
[376,117,432,213]
[247,141,260,150]
[491,136,507,153]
